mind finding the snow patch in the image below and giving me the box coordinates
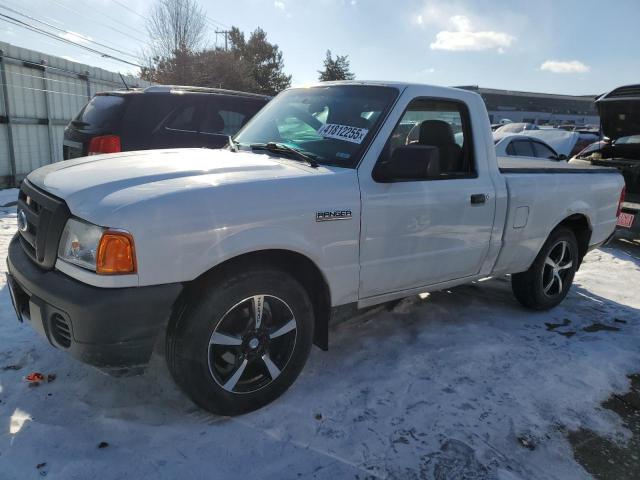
[0,189,638,478]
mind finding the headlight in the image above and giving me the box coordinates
[58,219,137,274]
[58,218,105,271]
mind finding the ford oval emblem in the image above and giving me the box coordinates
[17,209,28,232]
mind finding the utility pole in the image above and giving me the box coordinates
[215,29,230,51]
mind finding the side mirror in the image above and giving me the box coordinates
[374,145,440,182]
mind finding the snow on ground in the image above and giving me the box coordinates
[0,189,18,207]
[0,192,639,479]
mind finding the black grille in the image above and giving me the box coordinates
[17,180,70,270]
[51,313,72,348]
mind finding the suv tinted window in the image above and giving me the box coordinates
[73,95,126,129]
[200,98,266,136]
[165,105,199,132]
[67,91,269,156]
[200,109,245,136]
[219,111,244,134]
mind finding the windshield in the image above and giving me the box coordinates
[234,85,399,167]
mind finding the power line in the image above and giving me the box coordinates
[0,14,144,68]
[206,17,230,30]
[0,5,142,61]
[111,0,147,21]
[111,0,230,32]
[59,0,150,41]
[49,0,149,45]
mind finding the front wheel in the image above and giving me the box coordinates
[167,268,314,415]
[511,226,579,310]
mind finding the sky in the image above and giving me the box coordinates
[0,0,639,96]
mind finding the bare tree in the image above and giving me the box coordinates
[141,3,291,93]
[146,0,207,59]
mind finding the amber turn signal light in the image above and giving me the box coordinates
[96,230,136,275]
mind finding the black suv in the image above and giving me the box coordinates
[63,86,270,159]
[572,84,640,238]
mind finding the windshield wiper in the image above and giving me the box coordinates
[250,142,319,168]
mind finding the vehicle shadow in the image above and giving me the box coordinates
[605,236,640,262]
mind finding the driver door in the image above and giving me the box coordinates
[358,97,497,299]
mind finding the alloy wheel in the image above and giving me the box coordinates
[207,295,297,394]
[542,240,573,297]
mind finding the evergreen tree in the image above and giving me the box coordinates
[318,50,355,81]
[229,27,292,95]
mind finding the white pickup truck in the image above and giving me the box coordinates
[6,82,625,415]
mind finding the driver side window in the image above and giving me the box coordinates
[384,98,475,178]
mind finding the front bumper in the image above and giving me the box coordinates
[6,234,182,373]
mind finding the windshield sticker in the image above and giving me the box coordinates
[317,123,369,144]
[335,152,351,159]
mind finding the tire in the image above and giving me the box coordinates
[167,268,314,415]
[511,226,579,310]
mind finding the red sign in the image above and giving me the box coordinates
[617,212,635,228]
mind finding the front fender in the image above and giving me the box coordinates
[135,218,361,306]
[199,225,360,307]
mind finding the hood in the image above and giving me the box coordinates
[27,148,329,220]
[596,85,640,140]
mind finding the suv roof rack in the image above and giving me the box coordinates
[143,85,271,99]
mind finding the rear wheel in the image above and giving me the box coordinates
[167,268,314,415]
[511,226,579,310]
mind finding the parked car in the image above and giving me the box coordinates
[571,84,640,238]
[8,81,624,415]
[574,140,607,158]
[495,134,565,160]
[63,86,270,159]
[500,128,600,158]
[494,122,539,135]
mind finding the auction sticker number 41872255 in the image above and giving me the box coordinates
[317,123,369,144]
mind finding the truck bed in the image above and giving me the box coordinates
[492,155,623,278]
[498,156,619,174]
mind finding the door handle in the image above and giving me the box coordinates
[470,194,486,204]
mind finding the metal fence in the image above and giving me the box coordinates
[0,41,151,187]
